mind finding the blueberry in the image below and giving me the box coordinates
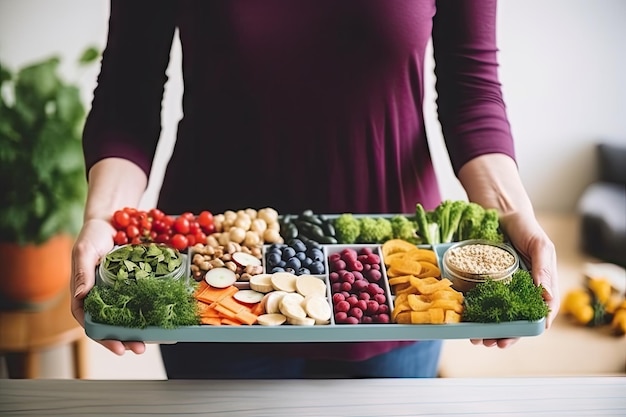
[289,239,307,253]
[266,252,282,267]
[302,257,313,268]
[307,248,324,262]
[295,251,306,261]
[269,244,284,252]
[286,256,302,270]
[282,247,296,261]
[277,260,286,268]
[271,266,285,273]
[298,267,311,275]
[285,267,296,274]
[309,260,325,274]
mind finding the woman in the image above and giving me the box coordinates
[72,0,560,378]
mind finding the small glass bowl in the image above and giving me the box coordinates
[442,239,519,293]
[98,243,186,287]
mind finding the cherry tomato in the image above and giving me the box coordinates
[155,233,170,244]
[126,225,140,239]
[140,218,152,231]
[197,211,214,228]
[131,236,143,245]
[188,221,200,235]
[170,233,188,251]
[181,212,195,221]
[201,223,216,235]
[163,215,176,228]
[173,217,190,235]
[113,210,130,229]
[149,230,158,240]
[152,220,166,234]
[113,230,128,245]
[194,231,207,245]
[186,234,196,247]
[149,208,165,221]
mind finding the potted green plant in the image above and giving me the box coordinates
[0,47,99,306]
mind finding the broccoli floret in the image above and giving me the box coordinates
[333,213,361,244]
[462,269,550,323]
[456,202,485,241]
[358,217,393,243]
[415,203,439,245]
[389,215,418,243]
[472,208,504,243]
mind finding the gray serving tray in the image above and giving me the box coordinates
[84,240,546,343]
[84,314,545,343]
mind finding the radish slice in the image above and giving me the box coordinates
[231,252,262,267]
[233,289,265,304]
[205,267,237,288]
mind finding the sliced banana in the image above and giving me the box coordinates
[279,293,307,319]
[295,274,327,297]
[287,316,316,326]
[233,289,264,304]
[257,313,287,326]
[249,273,275,293]
[264,291,288,314]
[270,272,298,292]
[303,295,332,324]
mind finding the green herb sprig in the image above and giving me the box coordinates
[84,278,199,329]
[462,269,550,323]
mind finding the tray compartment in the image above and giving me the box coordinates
[326,244,394,325]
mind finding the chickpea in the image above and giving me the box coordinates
[213,214,225,233]
[234,215,251,231]
[266,221,280,231]
[263,228,283,243]
[250,218,267,234]
[245,208,258,219]
[257,207,278,224]
[206,235,219,248]
[223,210,237,223]
[244,230,261,247]
[218,232,231,246]
[228,227,246,244]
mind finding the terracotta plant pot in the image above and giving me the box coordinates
[0,234,74,306]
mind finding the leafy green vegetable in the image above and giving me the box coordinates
[0,47,99,244]
[84,279,199,329]
[103,243,183,283]
[462,269,550,323]
[415,203,439,245]
[414,201,505,245]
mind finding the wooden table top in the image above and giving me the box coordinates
[1,376,624,416]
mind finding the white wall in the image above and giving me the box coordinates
[2,0,624,213]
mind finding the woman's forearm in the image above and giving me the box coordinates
[457,153,535,220]
[84,158,148,222]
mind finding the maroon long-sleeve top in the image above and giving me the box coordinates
[83,0,514,361]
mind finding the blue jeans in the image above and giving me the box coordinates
[160,341,442,379]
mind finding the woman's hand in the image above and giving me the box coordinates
[458,153,560,349]
[71,157,148,356]
[71,218,147,355]
[469,211,559,348]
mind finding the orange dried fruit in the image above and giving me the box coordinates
[382,239,418,259]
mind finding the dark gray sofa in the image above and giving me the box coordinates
[577,143,626,268]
